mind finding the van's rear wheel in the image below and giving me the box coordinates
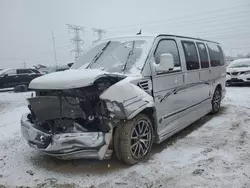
[211,87,221,114]
[114,114,153,165]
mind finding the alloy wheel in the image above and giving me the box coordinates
[130,119,152,159]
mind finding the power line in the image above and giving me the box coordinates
[105,4,250,30]
[143,15,249,32]
[67,24,85,61]
[124,20,250,40]
[109,11,250,33]
[108,13,250,34]
[207,33,250,40]
[164,25,250,39]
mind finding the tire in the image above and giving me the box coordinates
[113,125,123,161]
[14,85,28,93]
[211,87,222,114]
[115,114,154,165]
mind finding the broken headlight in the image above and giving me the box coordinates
[105,101,125,118]
[106,101,116,112]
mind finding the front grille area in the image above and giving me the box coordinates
[228,71,246,76]
[231,72,239,75]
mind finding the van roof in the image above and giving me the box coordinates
[157,34,220,44]
[106,34,219,44]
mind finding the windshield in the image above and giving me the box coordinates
[71,38,152,74]
[230,60,250,68]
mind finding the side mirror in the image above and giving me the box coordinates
[3,74,8,78]
[155,53,174,73]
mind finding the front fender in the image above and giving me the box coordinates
[100,78,154,120]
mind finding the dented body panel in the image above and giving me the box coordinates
[100,77,154,120]
[21,113,113,160]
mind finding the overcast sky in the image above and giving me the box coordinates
[0,0,250,68]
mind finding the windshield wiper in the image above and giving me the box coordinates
[123,41,135,71]
[90,41,111,66]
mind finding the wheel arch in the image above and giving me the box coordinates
[139,107,158,142]
[113,107,158,142]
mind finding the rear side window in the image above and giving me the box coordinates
[182,41,200,70]
[154,39,181,70]
[197,43,209,68]
[17,69,32,74]
[207,43,225,67]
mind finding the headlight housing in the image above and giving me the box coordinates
[105,101,126,118]
[106,101,115,112]
[106,101,122,112]
[243,70,250,75]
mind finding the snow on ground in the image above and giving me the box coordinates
[1,87,250,188]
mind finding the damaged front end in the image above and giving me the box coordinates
[21,76,123,160]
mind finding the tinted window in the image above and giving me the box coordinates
[182,41,200,70]
[218,45,225,65]
[197,43,209,68]
[17,69,32,74]
[154,39,181,71]
[207,43,225,67]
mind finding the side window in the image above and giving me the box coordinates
[182,41,200,70]
[197,42,209,68]
[218,45,225,66]
[154,39,181,72]
[207,43,225,67]
[17,69,32,74]
[5,69,17,76]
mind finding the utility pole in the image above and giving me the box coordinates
[23,60,27,68]
[92,28,106,44]
[67,24,84,61]
[52,30,58,69]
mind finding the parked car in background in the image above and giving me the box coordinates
[0,68,42,89]
[226,58,250,85]
[21,34,226,165]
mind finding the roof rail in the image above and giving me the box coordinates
[157,34,219,44]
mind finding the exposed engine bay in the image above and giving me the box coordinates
[21,70,154,160]
[26,76,124,136]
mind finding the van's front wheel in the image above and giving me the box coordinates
[114,114,153,165]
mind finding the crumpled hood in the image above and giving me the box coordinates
[29,69,123,90]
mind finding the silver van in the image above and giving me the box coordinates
[21,34,226,165]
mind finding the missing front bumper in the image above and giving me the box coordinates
[21,113,112,160]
